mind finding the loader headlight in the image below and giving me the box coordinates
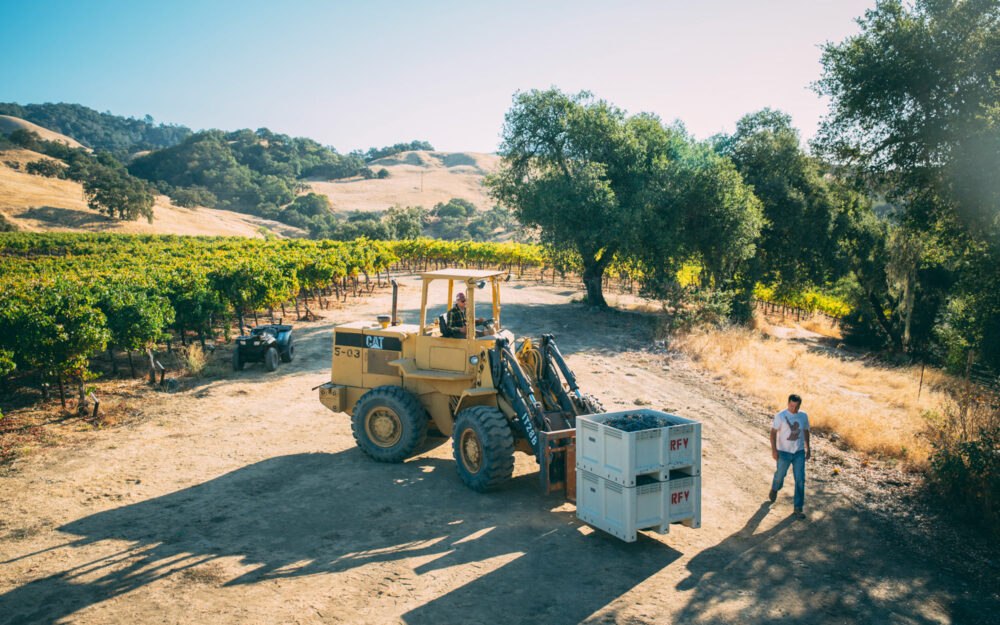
[469,355,479,365]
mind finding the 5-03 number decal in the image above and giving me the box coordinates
[334,347,361,358]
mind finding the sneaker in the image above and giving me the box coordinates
[768,489,777,503]
[793,509,805,519]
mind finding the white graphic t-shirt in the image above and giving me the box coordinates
[772,409,810,453]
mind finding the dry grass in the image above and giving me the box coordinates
[308,150,499,214]
[0,115,87,149]
[0,377,145,465]
[798,315,844,339]
[673,326,954,465]
[0,150,305,238]
[755,309,844,340]
[182,344,208,377]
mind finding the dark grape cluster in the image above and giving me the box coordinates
[604,413,669,432]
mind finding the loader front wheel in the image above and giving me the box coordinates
[452,406,514,492]
[352,386,428,463]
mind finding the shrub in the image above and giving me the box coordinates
[376,168,390,179]
[665,289,735,332]
[25,159,64,178]
[433,198,476,218]
[169,185,217,208]
[925,397,1000,532]
[183,344,208,377]
[83,169,155,221]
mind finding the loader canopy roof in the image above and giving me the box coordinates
[418,267,507,337]
[420,269,507,282]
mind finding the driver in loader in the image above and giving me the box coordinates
[447,291,485,338]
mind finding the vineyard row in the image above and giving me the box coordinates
[0,233,847,406]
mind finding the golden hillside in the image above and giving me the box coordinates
[0,115,88,150]
[0,149,304,238]
[309,150,499,213]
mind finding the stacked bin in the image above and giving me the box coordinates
[575,408,702,542]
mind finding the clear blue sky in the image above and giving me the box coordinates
[0,0,875,153]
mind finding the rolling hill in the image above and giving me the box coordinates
[309,150,499,213]
[0,115,88,150]
[0,149,304,238]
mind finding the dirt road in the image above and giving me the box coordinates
[1,276,995,624]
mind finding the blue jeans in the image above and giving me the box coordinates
[772,450,806,510]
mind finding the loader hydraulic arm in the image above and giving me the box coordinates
[489,338,547,459]
[538,333,583,415]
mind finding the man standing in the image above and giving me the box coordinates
[769,393,810,518]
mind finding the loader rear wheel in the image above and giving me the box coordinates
[351,386,427,463]
[452,406,515,492]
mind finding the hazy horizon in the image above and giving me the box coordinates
[0,0,876,152]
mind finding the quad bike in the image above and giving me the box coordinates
[233,323,294,372]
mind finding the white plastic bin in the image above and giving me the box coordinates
[576,469,702,543]
[576,409,702,486]
[666,470,701,526]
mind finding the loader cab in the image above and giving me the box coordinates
[418,269,511,343]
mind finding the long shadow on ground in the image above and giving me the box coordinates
[0,452,677,625]
[667,486,999,625]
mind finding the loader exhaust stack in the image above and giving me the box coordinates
[390,279,399,325]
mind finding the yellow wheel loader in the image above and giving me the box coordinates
[317,269,604,495]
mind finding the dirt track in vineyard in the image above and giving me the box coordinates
[1,275,996,624]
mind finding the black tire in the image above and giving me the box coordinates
[264,346,280,371]
[452,406,515,492]
[351,386,428,463]
[280,342,295,363]
[232,346,244,371]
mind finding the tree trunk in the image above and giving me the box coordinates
[77,379,88,415]
[902,272,916,350]
[235,304,246,336]
[147,348,158,385]
[108,348,118,374]
[57,375,66,409]
[582,262,609,308]
[128,351,136,378]
[866,289,904,349]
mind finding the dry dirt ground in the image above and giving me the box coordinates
[1,276,997,625]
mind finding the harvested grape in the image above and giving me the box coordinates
[603,413,669,432]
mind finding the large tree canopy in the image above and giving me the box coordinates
[715,109,846,289]
[487,89,762,307]
[817,0,1000,367]
[817,0,1000,235]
